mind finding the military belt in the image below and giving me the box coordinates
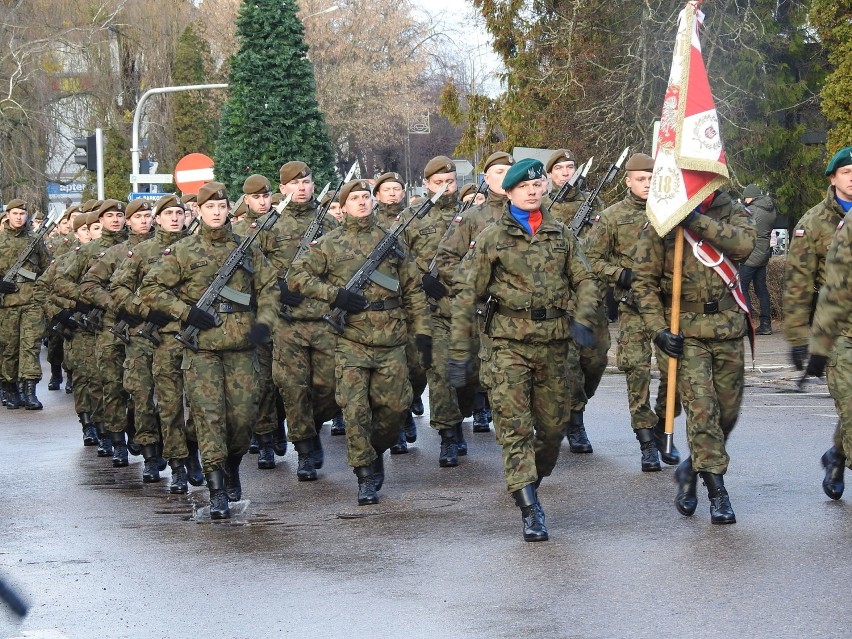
[216,302,252,314]
[496,305,566,320]
[365,298,401,311]
[664,294,736,314]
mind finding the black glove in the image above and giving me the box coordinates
[415,334,433,369]
[569,321,596,348]
[805,354,828,379]
[422,273,447,300]
[654,328,684,358]
[145,309,173,328]
[791,345,809,371]
[617,268,632,289]
[279,280,304,307]
[331,288,369,313]
[680,208,700,228]
[248,323,271,346]
[186,305,218,330]
[116,309,143,327]
[0,281,18,294]
[447,358,469,388]
[74,301,93,314]
[54,309,79,329]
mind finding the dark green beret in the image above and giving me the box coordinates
[5,198,27,212]
[125,199,153,217]
[339,179,371,205]
[154,194,184,215]
[423,156,455,179]
[483,151,515,172]
[502,158,545,191]
[197,181,229,206]
[625,153,654,172]
[373,172,404,194]
[545,149,575,172]
[279,161,311,184]
[825,146,852,176]
[243,174,271,195]
[96,199,126,218]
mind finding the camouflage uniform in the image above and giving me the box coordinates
[289,212,429,469]
[632,192,755,476]
[139,220,279,473]
[449,204,600,492]
[45,233,76,380]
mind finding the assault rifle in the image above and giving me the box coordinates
[0,208,62,306]
[185,214,201,235]
[567,147,629,238]
[459,180,488,215]
[174,193,292,352]
[547,159,591,214]
[323,183,448,334]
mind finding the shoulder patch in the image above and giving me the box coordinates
[469,240,476,249]
[794,229,805,237]
[454,216,463,223]
[838,220,845,231]
[96,251,106,258]
[162,247,172,255]
[75,246,81,252]
[127,250,133,258]
[594,214,601,222]
[309,240,318,246]
[250,221,258,229]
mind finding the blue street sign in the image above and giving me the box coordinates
[128,192,167,201]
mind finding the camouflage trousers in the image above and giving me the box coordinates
[827,336,852,468]
[679,337,744,475]
[405,330,428,400]
[616,308,681,431]
[95,331,128,434]
[428,314,476,431]
[66,330,100,417]
[153,335,196,461]
[569,303,610,412]
[484,337,572,493]
[46,330,64,367]
[272,320,337,443]
[334,338,411,468]
[182,348,259,474]
[0,304,45,381]
[253,342,279,437]
[123,336,159,446]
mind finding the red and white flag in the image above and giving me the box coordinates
[647,1,729,236]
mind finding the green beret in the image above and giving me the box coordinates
[373,172,404,195]
[502,158,545,191]
[339,179,371,206]
[85,210,101,226]
[62,204,79,221]
[624,153,654,172]
[231,195,247,217]
[125,199,153,217]
[96,199,126,218]
[458,183,476,200]
[825,146,852,176]
[197,181,229,206]
[545,149,575,172]
[742,184,762,199]
[243,174,271,195]
[80,199,98,213]
[279,161,311,184]
[181,193,197,204]
[5,198,27,212]
[483,151,515,172]
[154,194,184,215]
[423,156,456,179]
[72,214,89,231]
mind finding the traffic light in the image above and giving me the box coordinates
[73,134,96,171]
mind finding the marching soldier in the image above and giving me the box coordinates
[738,184,777,335]
[447,159,600,541]
[289,179,430,505]
[458,182,485,207]
[584,152,681,470]
[45,205,79,391]
[632,190,755,524]
[373,171,407,228]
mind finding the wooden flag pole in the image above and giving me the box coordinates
[664,226,684,455]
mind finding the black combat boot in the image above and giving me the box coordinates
[206,470,230,520]
[224,455,242,502]
[821,446,846,500]
[65,370,73,394]
[96,424,113,457]
[169,459,188,494]
[294,439,318,482]
[700,472,736,524]
[48,364,63,391]
[257,432,276,470]
[372,453,385,491]
[512,483,549,542]
[635,428,661,472]
[311,432,324,469]
[140,444,161,483]
[272,421,288,456]
[674,457,698,516]
[0,384,5,405]
[125,410,142,457]
[438,427,459,467]
[472,408,491,433]
[390,430,408,454]
[755,320,772,336]
[354,465,378,505]
[248,433,259,455]
[79,412,98,446]
[185,440,204,486]
[22,380,42,410]
[330,411,346,436]
[411,395,424,416]
[566,410,593,453]
[403,410,417,443]
[4,382,23,410]
[654,417,680,465]
[154,442,167,471]
[110,431,128,467]
[456,422,468,456]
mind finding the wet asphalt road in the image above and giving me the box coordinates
[1,335,850,638]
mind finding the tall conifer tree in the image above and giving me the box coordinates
[171,25,216,164]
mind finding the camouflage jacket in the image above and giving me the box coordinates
[742,195,777,267]
[632,191,755,340]
[811,214,852,356]
[36,250,77,321]
[110,226,186,334]
[584,191,648,308]
[783,186,845,348]
[232,206,286,274]
[0,224,50,307]
[375,201,406,229]
[449,205,601,356]
[53,227,128,310]
[288,212,429,348]
[46,233,75,258]
[400,190,460,278]
[139,220,279,352]
[545,187,606,241]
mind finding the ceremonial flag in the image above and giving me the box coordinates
[647,1,729,236]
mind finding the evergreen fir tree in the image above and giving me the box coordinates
[171,25,216,165]
[216,0,334,196]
